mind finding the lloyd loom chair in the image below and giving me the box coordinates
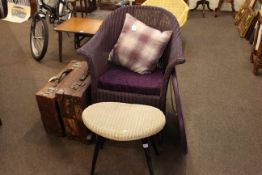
[78,5,187,154]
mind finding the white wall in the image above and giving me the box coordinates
[188,0,245,11]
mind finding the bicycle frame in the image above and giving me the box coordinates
[30,0,73,61]
[37,0,67,24]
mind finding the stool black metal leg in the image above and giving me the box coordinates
[142,139,154,175]
[91,135,101,175]
[100,137,105,149]
[150,137,159,156]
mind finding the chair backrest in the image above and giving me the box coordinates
[97,5,180,56]
[97,5,181,70]
[142,0,189,27]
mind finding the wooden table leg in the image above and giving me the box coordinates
[215,0,235,18]
[191,0,213,18]
[58,31,62,62]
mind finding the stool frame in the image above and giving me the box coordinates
[90,135,159,175]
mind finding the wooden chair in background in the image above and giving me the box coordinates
[190,0,213,17]
[214,0,236,17]
[74,0,97,17]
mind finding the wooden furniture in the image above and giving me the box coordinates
[142,0,189,27]
[252,53,262,75]
[135,0,146,4]
[74,0,97,17]
[54,17,103,62]
[98,0,146,10]
[251,10,262,75]
[191,0,213,18]
[98,0,127,10]
[82,102,166,175]
[214,0,235,17]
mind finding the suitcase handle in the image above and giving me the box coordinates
[48,68,73,86]
[71,69,89,90]
[79,69,89,81]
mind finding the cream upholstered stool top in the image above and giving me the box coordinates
[82,102,166,175]
[82,102,166,141]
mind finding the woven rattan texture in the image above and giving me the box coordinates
[82,102,166,141]
[77,6,185,113]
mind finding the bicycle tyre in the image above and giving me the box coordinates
[30,16,49,61]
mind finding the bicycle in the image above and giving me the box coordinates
[30,0,75,61]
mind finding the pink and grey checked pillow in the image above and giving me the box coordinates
[108,13,173,74]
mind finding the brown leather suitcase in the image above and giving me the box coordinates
[55,60,92,143]
[36,60,92,142]
[35,68,73,137]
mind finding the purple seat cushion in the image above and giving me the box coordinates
[99,66,163,95]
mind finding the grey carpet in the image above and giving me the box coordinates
[0,10,262,175]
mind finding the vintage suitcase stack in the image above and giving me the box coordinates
[36,60,92,143]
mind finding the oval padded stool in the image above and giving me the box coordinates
[82,102,166,175]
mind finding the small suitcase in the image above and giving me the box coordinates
[35,67,73,137]
[56,61,92,143]
[36,60,92,143]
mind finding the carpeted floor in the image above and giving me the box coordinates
[0,10,262,175]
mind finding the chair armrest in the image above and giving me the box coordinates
[166,26,185,66]
[77,11,125,78]
[77,15,124,102]
[160,27,185,104]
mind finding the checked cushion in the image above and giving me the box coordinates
[108,13,172,74]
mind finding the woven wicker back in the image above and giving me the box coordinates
[77,5,185,118]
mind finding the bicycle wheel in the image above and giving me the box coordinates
[30,16,49,61]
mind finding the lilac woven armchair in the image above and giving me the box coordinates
[78,5,187,154]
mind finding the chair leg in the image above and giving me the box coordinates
[150,137,159,156]
[91,135,101,175]
[214,0,223,17]
[172,71,188,154]
[142,139,154,175]
[100,137,105,149]
[177,113,188,154]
